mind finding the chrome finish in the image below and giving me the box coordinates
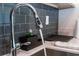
[10,3,47,56]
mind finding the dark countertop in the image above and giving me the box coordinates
[20,35,73,51]
[45,35,73,42]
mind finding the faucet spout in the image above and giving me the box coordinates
[10,3,46,56]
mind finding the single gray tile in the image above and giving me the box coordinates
[4,25,10,34]
[36,8,43,16]
[28,16,35,24]
[41,9,46,16]
[0,38,3,47]
[49,17,58,23]
[19,24,29,32]
[4,13,10,23]
[14,24,20,32]
[30,23,36,29]
[25,15,30,23]
[20,6,30,15]
[14,14,25,24]
[0,25,4,35]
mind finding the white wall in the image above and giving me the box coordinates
[58,7,79,36]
